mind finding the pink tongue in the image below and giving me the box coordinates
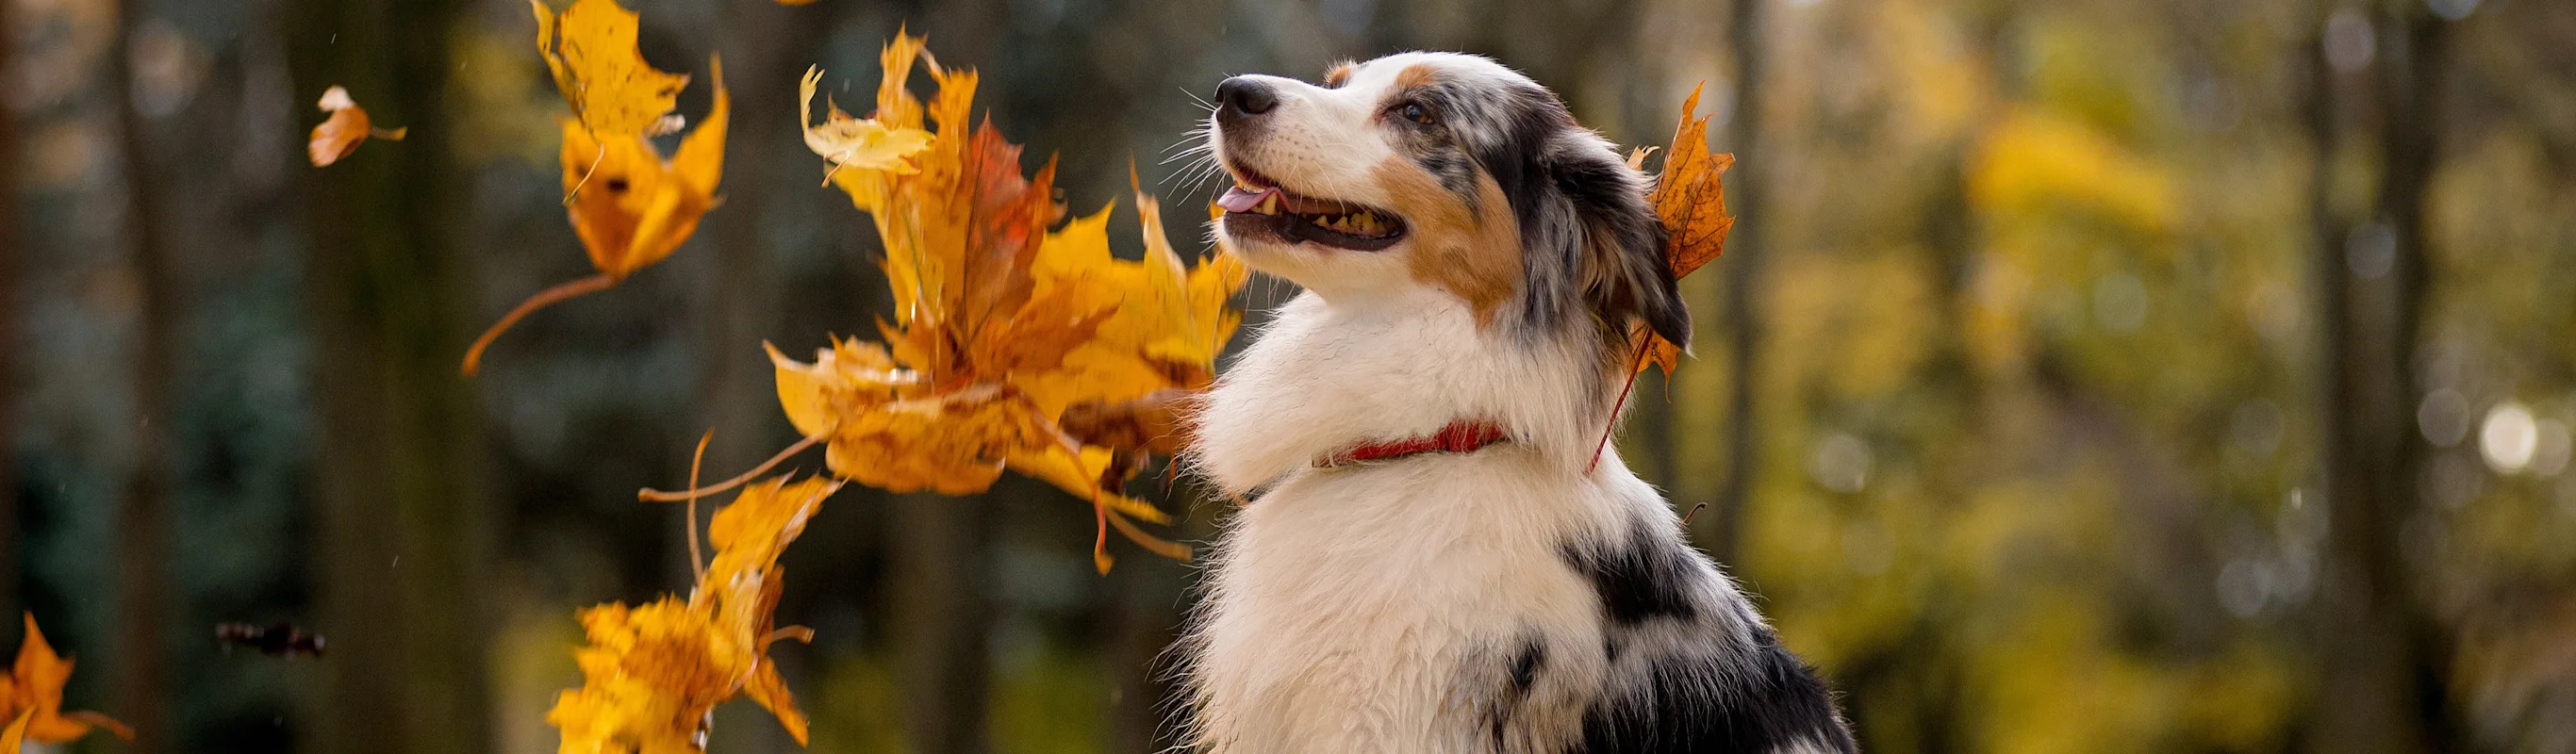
[1216,186,1278,213]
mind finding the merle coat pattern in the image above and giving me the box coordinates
[1181,52,1858,754]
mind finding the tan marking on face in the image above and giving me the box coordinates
[1324,63,1354,88]
[1393,63,1438,92]
[1371,157,1519,324]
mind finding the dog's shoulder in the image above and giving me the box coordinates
[1557,515,1858,754]
[1574,625,1857,753]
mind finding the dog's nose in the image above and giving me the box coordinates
[1215,76,1278,125]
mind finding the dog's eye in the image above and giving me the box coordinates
[1400,102,1436,125]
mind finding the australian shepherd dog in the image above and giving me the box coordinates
[1171,52,1858,753]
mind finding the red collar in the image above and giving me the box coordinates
[1313,420,1511,468]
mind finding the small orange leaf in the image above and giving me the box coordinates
[1634,84,1733,376]
[4,614,131,745]
[306,86,405,167]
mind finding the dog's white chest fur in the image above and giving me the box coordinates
[1194,453,1637,751]
[1186,292,1643,751]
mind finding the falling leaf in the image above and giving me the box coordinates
[559,60,729,280]
[550,477,836,751]
[1632,84,1734,375]
[649,33,1242,572]
[531,0,689,139]
[462,44,730,376]
[215,621,327,658]
[307,85,406,167]
[0,614,132,745]
[800,66,931,179]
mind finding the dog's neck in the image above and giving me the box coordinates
[1192,288,1627,494]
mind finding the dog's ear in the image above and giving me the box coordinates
[1510,133,1688,351]
[1554,137,1688,350]
[1471,88,1688,350]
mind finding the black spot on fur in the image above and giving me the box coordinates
[1560,517,1701,627]
[1489,635,1549,746]
[1575,628,1857,754]
[1511,639,1546,693]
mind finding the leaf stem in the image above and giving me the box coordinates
[460,272,619,376]
[1106,508,1190,561]
[638,431,827,502]
[686,431,711,582]
[1587,330,1655,475]
[563,143,603,205]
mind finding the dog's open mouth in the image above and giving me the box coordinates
[1215,170,1408,252]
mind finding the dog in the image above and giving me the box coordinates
[1170,52,1859,753]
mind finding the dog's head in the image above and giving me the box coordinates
[1207,52,1688,352]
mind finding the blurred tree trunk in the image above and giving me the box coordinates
[1109,499,1212,754]
[0,0,20,623]
[108,0,179,748]
[697,3,825,748]
[2306,4,2455,753]
[890,492,996,754]
[285,0,494,752]
[1703,0,1767,563]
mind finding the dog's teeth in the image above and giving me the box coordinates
[1257,193,1280,215]
[1354,213,1379,234]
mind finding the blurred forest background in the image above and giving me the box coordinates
[2,0,2572,751]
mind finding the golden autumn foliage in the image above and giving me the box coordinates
[549,476,837,753]
[306,85,405,167]
[1627,84,1733,376]
[465,0,730,376]
[739,33,1246,572]
[533,0,688,139]
[1,614,130,746]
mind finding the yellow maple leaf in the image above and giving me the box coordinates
[1631,84,1734,376]
[532,0,689,139]
[550,599,735,754]
[1,614,131,745]
[642,33,1241,572]
[462,46,730,376]
[551,477,835,751]
[306,85,405,167]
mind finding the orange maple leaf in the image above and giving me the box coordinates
[550,476,836,751]
[0,614,131,745]
[1628,84,1734,376]
[647,33,1244,572]
[464,0,730,376]
[306,86,405,167]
